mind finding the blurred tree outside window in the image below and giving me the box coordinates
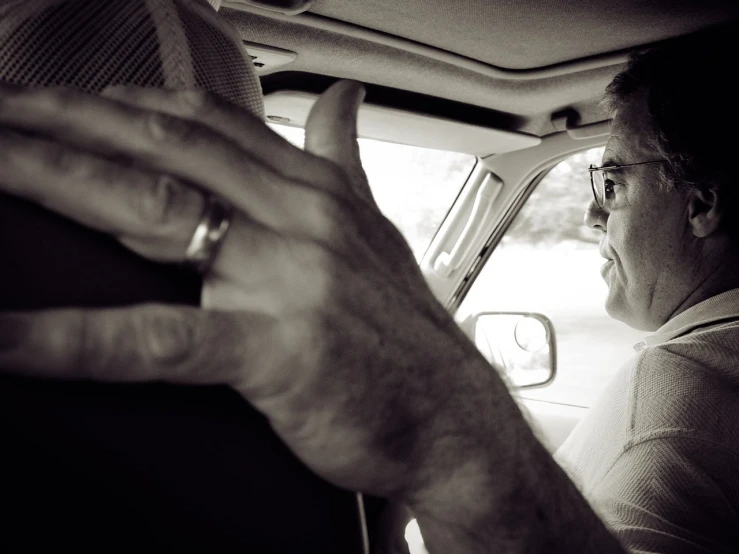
[456,147,645,408]
[268,124,476,261]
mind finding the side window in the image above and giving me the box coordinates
[455,147,644,407]
[268,124,476,261]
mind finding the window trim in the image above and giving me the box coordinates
[450,147,604,314]
[450,167,549,312]
[419,158,479,262]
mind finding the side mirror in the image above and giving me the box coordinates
[468,312,556,389]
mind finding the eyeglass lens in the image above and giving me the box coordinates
[590,168,605,207]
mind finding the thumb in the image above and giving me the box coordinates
[305,80,375,202]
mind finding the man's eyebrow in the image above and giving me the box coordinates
[601,150,623,165]
[600,152,624,166]
[602,135,626,166]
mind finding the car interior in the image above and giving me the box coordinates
[2,0,739,553]
[227,0,739,451]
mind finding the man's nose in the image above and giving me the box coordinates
[584,199,607,231]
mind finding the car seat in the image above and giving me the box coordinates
[0,0,383,551]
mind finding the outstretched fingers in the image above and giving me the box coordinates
[100,86,329,184]
[0,84,338,242]
[0,128,326,302]
[0,129,204,261]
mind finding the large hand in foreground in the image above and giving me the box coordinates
[0,81,629,554]
[0,81,508,504]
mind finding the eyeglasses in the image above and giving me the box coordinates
[588,160,664,208]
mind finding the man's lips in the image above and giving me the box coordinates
[600,259,615,279]
[599,242,614,279]
[599,240,613,262]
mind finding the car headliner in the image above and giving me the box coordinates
[221,0,739,137]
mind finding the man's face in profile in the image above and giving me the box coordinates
[586,91,693,332]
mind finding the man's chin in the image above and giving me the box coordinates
[604,293,656,332]
[604,287,634,327]
[604,298,626,324]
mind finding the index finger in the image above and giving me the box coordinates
[0,85,343,240]
[0,83,288,167]
[101,86,333,182]
[0,84,346,198]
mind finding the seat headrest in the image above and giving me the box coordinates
[0,0,263,118]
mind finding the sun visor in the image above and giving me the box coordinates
[227,0,313,15]
[263,90,541,155]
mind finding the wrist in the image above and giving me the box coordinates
[404,425,538,554]
[395,346,624,553]
[400,353,533,515]
[404,411,535,522]
[403,431,626,554]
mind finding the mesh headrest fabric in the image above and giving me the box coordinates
[0,0,263,118]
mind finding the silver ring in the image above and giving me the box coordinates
[183,195,233,274]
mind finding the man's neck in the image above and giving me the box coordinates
[669,253,739,323]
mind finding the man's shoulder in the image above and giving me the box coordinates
[630,325,739,449]
[636,320,739,390]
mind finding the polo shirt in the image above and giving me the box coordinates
[555,289,739,553]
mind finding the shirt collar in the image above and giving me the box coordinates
[634,288,739,351]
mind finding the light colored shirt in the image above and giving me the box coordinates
[556,289,739,554]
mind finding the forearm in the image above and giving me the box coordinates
[405,368,626,554]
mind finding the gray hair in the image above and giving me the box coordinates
[602,22,737,207]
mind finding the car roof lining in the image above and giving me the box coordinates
[226,3,635,80]
[301,0,737,70]
[221,2,739,139]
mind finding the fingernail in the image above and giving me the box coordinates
[0,313,28,353]
[340,80,366,105]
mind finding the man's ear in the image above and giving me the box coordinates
[687,186,723,238]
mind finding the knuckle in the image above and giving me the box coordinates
[133,175,202,230]
[40,86,77,112]
[146,111,200,146]
[0,132,42,195]
[176,89,216,119]
[73,310,113,379]
[46,143,90,178]
[137,307,199,369]
[73,309,145,382]
[43,144,113,197]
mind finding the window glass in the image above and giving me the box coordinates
[456,147,644,407]
[269,124,476,261]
